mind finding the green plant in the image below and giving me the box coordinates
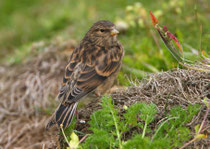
[77,96,201,149]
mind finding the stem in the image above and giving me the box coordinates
[178,62,210,73]
[152,117,178,141]
[109,106,122,149]
[73,130,86,135]
[198,101,209,134]
[142,115,148,139]
[60,124,71,148]
[180,137,197,149]
[93,113,99,129]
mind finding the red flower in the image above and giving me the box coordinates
[163,25,168,32]
[149,11,159,26]
[167,32,182,53]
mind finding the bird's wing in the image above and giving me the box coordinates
[58,60,78,100]
[58,47,81,100]
[60,45,123,104]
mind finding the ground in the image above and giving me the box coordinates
[0,40,209,148]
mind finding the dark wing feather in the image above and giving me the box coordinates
[66,72,107,103]
[58,54,78,99]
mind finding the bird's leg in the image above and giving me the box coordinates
[94,89,102,97]
[94,92,101,97]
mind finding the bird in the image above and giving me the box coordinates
[46,20,124,130]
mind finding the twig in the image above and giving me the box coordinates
[79,134,89,144]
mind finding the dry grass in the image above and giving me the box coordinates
[0,39,209,148]
[112,69,209,111]
[0,39,76,148]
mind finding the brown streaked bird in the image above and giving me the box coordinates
[46,20,124,130]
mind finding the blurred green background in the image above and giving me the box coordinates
[0,0,209,84]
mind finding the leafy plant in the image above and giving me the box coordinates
[77,96,201,149]
[83,96,122,149]
[153,104,201,148]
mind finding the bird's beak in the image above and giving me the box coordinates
[111,28,119,36]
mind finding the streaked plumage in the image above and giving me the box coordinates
[46,20,124,130]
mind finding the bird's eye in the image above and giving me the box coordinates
[100,29,105,32]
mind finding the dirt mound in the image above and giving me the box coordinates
[78,69,209,149]
[0,39,209,148]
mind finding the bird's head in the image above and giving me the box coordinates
[84,20,119,46]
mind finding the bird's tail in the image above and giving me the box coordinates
[46,102,78,130]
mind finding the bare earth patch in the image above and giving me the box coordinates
[0,40,209,149]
